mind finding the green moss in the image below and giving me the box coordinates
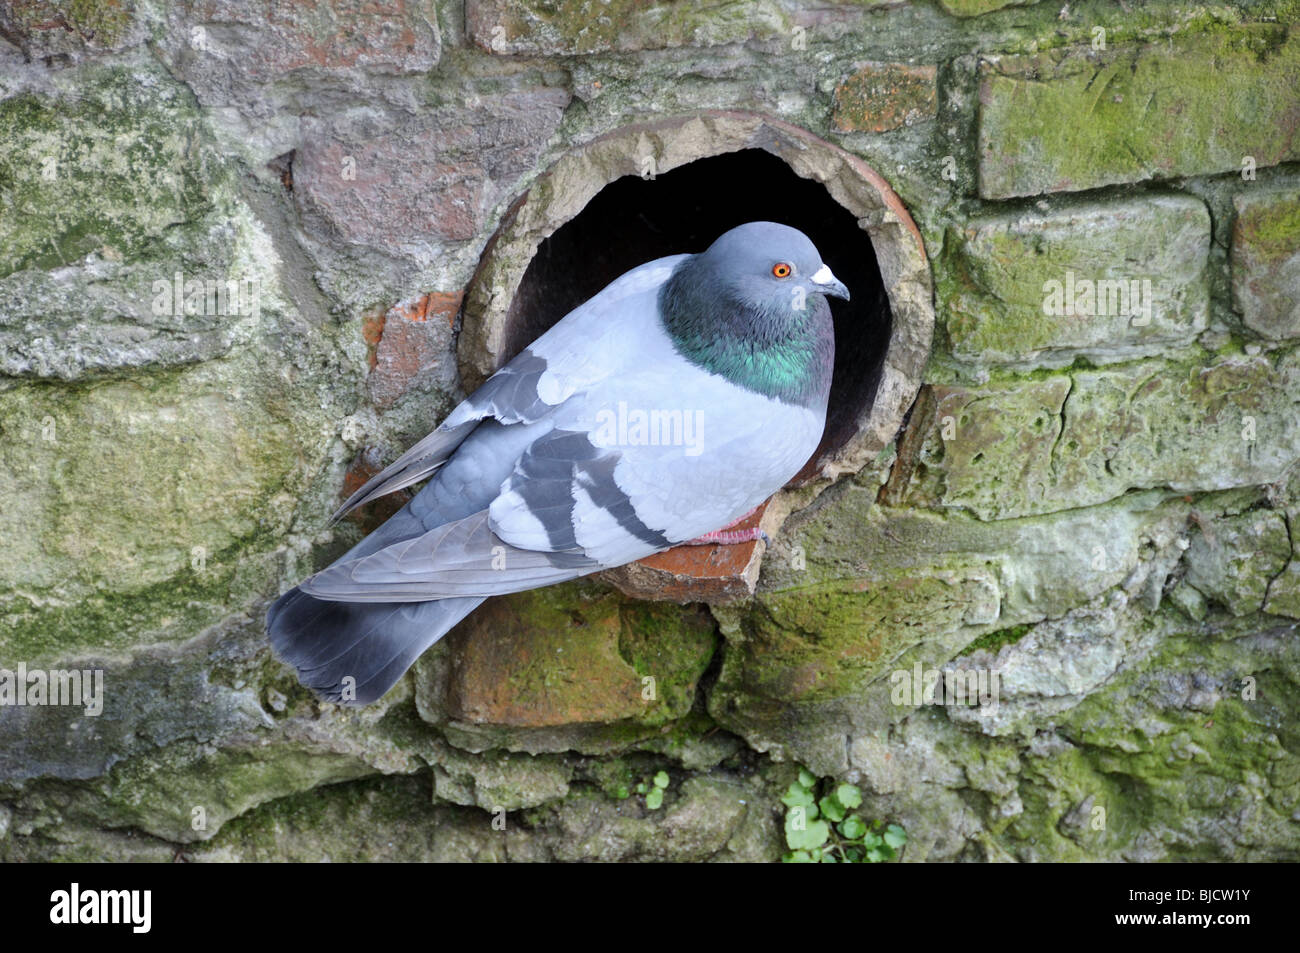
[0,534,261,659]
[0,351,312,656]
[719,570,994,705]
[616,601,718,715]
[1237,191,1300,259]
[82,737,382,843]
[960,623,1031,656]
[978,26,1300,198]
[0,64,214,277]
[183,773,461,861]
[210,773,427,845]
[936,196,1210,366]
[907,347,1300,520]
[990,610,1300,860]
[938,0,1036,17]
[67,0,133,46]
[434,746,573,811]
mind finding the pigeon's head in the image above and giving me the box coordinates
[699,221,850,315]
[661,221,843,404]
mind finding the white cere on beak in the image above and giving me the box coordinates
[810,264,834,285]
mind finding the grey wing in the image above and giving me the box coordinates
[301,427,672,601]
[330,349,556,522]
[308,255,695,600]
[330,255,688,522]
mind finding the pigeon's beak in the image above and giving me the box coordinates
[810,264,850,301]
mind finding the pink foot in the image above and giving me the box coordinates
[683,508,769,546]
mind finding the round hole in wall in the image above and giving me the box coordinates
[460,111,933,491]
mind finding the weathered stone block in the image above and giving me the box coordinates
[466,0,788,55]
[77,735,402,843]
[0,64,214,277]
[709,485,1198,761]
[764,486,1179,627]
[1232,187,1300,340]
[939,0,1040,16]
[433,748,572,812]
[294,88,569,255]
[1184,509,1291,616]
[182,0,440,77]
[0,351,311,656]
[1265,561,1300,619]
[978,27,1300,198]
[898,375,1072,519]
[0,0,142,61]
[940,195,1210,367]
[711,566,1000,715]
[832,62,937,132]
[897,350,1300,520]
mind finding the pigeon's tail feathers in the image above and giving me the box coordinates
[266,587,484,705]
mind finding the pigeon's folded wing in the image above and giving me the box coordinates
[305,256,705,601]
[329,350,556,521]
[330,255,690,522]
[300,427,672,601]
[298,508,596,601]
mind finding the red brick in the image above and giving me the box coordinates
[366,292,461,410]
[832,62,937,133]
[444,587,716,728]
[602,504,769,604]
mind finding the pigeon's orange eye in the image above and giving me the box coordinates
[772,262,792,278]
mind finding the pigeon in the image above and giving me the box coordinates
[267,221,850,705]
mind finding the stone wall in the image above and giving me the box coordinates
[1,0,1298,861]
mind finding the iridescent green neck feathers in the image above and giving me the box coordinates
[659,254,835,409]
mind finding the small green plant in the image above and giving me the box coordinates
[630,770,671,810]
[780,767,907,863]
[646,770,669,809]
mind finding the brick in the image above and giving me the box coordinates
[602,505,767,603]
[1232,187,1300,340]
[443,586,716,729]
[940,195,1210,367]
[832,62,937,133]
[466,0,788,55]
[978,27,1300,199]
[340,446,411,531]
[366,292,461,410]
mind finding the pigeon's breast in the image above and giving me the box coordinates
[517,251,824,545]
[570,349,826,545]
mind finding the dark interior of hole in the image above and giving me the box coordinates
[497,149,893,479]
